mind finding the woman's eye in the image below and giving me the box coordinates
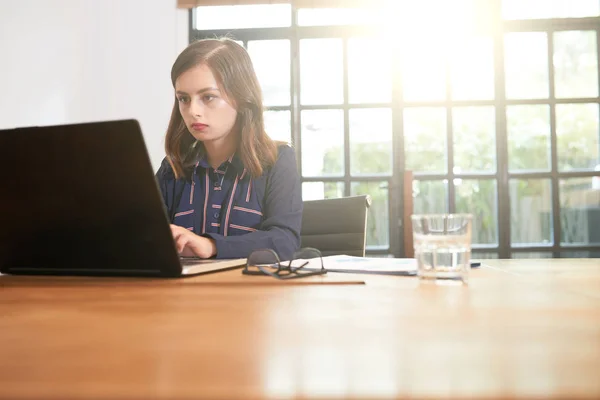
[177,97,189,104]
[203,94,216,102]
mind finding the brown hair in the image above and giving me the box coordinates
[165,38,279,179]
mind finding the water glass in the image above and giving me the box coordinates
[411,214,473,283]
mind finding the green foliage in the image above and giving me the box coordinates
[351,142,391,175]
[315,31,598,249]
[455,180,497,244]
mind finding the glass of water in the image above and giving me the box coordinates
[411,214,473,283]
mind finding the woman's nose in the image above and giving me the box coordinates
[189,99,204,118]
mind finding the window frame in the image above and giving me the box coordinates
[189,4,600,258]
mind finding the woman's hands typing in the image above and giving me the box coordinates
[170,224,217,259]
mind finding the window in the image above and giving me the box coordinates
[191,1,600,258]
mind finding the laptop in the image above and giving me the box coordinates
[0,119,246,277]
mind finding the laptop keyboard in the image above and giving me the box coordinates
[179,257,207,266]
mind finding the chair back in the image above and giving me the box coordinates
[300,195,371,257]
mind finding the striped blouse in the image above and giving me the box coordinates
[155,145,302,260]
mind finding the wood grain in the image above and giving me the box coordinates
[1,259,599,399]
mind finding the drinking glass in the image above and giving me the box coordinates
[411,214,473,283]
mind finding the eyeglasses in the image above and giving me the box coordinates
[242,247,326,280]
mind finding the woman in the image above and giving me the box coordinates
[155,38,302,260]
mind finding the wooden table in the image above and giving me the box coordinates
[1,259,599,399]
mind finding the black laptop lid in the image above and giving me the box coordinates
[0,119,181,276]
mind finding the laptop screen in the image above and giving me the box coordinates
[0,120,182,276]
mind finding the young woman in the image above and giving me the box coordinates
[155,38,302,260]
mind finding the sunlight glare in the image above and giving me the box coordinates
[377,0,486,102]
[382,0,477,42]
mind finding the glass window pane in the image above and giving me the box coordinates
[351,181,389,249]
[349,108,392,176]
[507,105,551,172]
[302,182,344,201]
[401,39,446,101]
[510,179,553,245]
[502,0,600,19]
[453,106,496,173]
[554,31,599,99]
[413,180,448,214]
[264,110,291,143]
[301,110,344,177]
[194,5,291,29]
[560,177,600,245]
[297,7,381,26]
[511,252,553,258]
[450,36,494,100]
[561,251,600,258]
[404,107,447,173]
[348,38,392,103]
[300,39,343,105]
[556,103,600,171]
[472,252,498,259]
[248,40,290,106]
[504,32,549,99]
[455,179,498,245]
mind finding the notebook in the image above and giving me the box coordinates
[299,256,481,276]
[0,119,246,277]
[299,255,418,276]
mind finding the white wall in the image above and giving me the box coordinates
[0,0,188,170]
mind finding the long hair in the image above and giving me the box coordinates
[165,38,279,179]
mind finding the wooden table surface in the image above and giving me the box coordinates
[1,259,599,399]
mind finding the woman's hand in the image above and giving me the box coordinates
[170,224,217,259]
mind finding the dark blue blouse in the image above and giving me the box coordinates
[155,145,302,260]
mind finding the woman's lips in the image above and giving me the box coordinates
[191,123,208,131]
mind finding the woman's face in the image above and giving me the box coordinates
[175,64,238,145]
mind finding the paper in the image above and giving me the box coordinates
[295,255,417,276]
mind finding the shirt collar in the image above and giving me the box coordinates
[196,152,245,173]
[229,152,245,173]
